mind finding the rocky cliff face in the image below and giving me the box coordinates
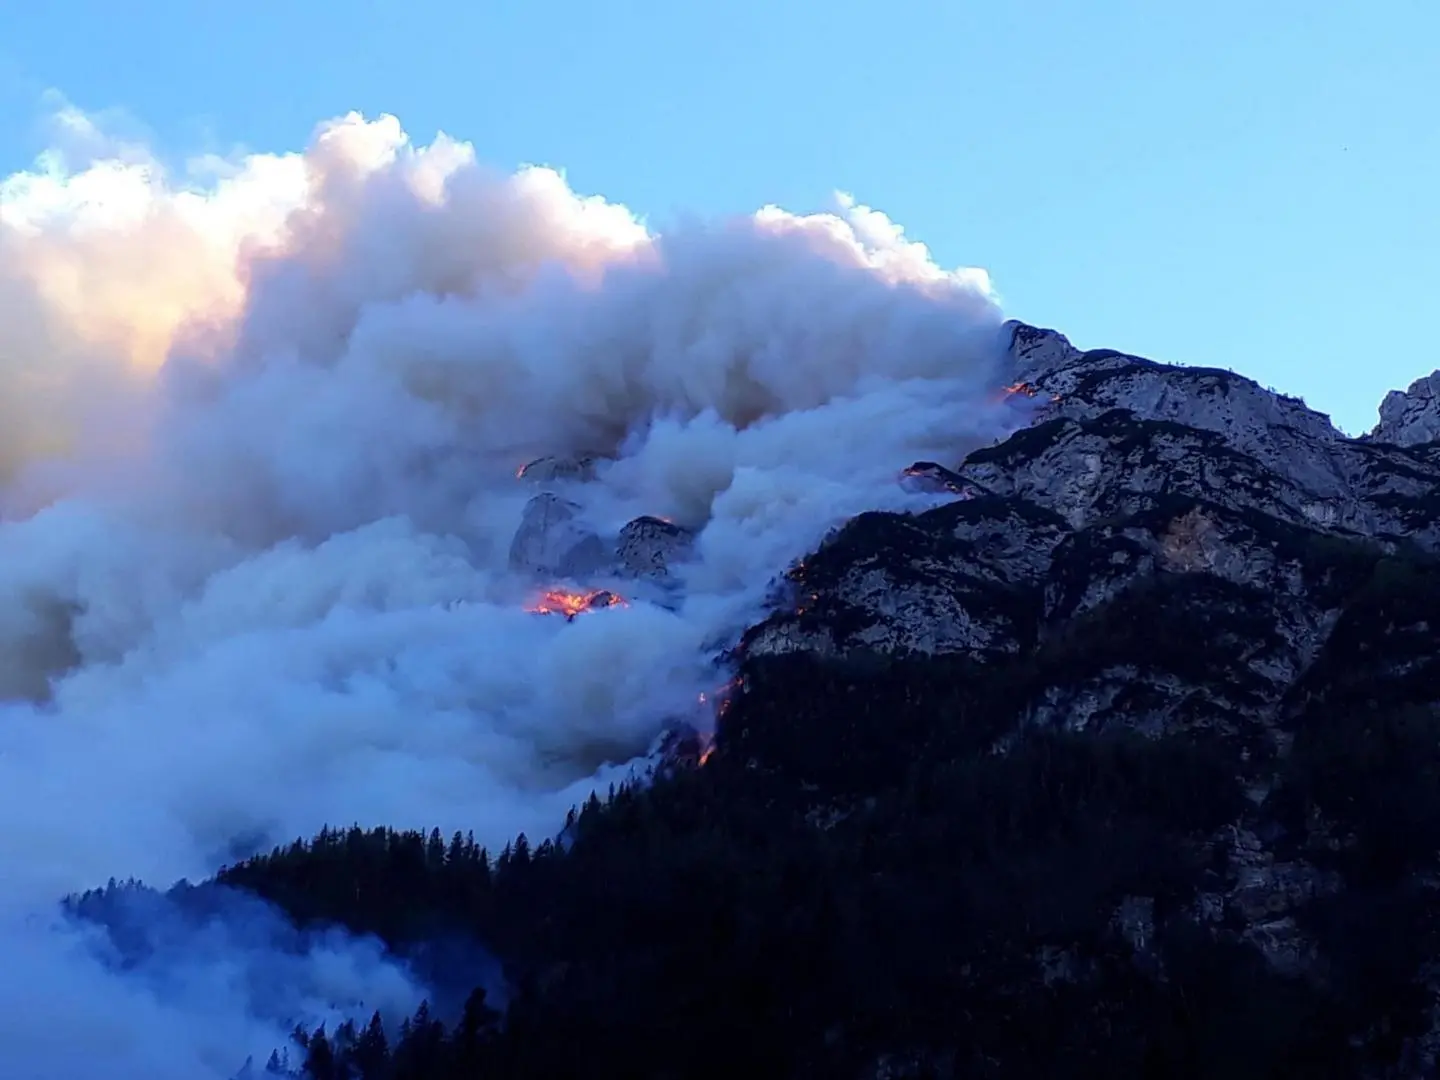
[1372,372,1440,447]
[744,322,1440,661]
[726,323,1440,1077]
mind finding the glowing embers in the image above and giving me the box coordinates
[688,729,717,767]
[526,587,628,620]
[900,460,972,498]
[514,453,602,485]
[997,379,1061,411]
[693,676,743,766]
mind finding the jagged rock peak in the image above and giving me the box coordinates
[1370,370,1440,446]
[516,453,603,485]
[1004,320,1081,370]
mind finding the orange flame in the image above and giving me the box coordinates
[995,380,1061,407]
[901,464,970,497]
[527,588,628,619]
[690,676,744,767]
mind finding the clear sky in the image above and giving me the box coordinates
[0,0,1434,435]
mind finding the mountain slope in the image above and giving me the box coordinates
[74,323,1440,1079]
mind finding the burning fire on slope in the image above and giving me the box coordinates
[693,676,744,766]
[694,732,717,766]
[526,588,628,620]
[900,461,973,498]
[997,379,1062,411]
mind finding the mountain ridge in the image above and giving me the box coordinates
[71,322,1440,1079]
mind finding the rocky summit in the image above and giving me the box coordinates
[78,323,1440,1079]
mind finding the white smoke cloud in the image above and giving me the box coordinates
[0,101,1024,1076]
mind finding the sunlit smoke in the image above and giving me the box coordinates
[0,99,1026,1075]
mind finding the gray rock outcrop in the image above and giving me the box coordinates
[508,493,610,580]
[1371,371,1440,447]
[615,516,695,582]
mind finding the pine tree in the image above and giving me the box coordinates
[352,1011,391,1080]
[446,831,467,866]
[452,985,500,1068]
[302,1025,336,1080]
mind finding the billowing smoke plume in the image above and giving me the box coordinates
[0,103,1023,1075]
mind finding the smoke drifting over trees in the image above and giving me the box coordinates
[0,104,1024,1075]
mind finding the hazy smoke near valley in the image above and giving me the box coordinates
[0,102,1028,1076]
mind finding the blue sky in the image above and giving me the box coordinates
[0,0,1434,434]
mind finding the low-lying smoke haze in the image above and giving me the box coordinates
[0,102,1028,1076]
